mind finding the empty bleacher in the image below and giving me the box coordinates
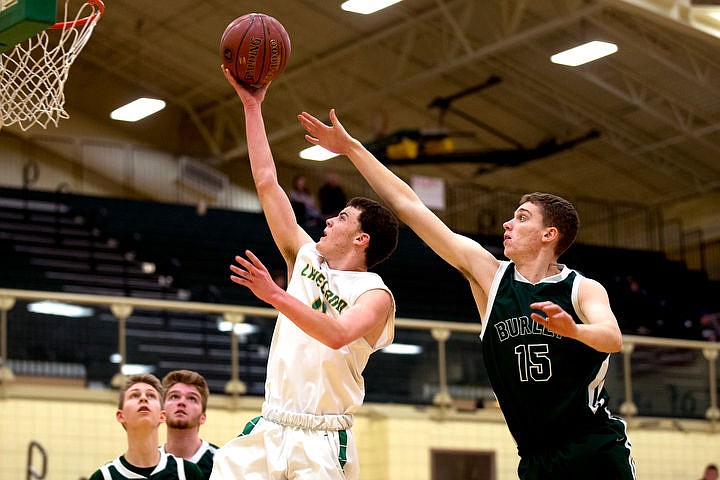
[1,186,718,405]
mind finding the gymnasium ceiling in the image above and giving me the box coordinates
[8,0,720,218]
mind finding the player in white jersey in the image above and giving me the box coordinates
[213,67,400,479]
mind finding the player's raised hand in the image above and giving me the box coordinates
[221,65,269,106]
[298,109,355,156]
[230,250,282,305]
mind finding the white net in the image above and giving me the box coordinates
[0,0,103,131]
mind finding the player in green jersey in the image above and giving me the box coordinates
[161,370,218,480]
[88,374,204,480]
[299,109,636,480]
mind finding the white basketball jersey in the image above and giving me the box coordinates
[263,243,395,416]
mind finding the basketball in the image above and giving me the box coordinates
[220,13,291,88]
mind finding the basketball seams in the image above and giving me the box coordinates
[262,18,289,85]
[235,15,256,85]
[258,14,270,86]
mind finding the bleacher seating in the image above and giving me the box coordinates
[1,186,718,400]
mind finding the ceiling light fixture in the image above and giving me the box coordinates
[299,145,339,161]
[110,97,166,122]
[550,40,618,66]
[341,0,403,15]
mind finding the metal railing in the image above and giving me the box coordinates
[0,287,718,421]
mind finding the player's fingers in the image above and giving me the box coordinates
[234,254,253,264]
[531,301,561,315]
[298,111,322,129]
[233,257,249,270]
[297,113,310,128]
[330,108,348,134]
[221,65,240,87]
[245,250,264,269]
[539,303,561,313]
[530,301,552,309]
[229,264,249,277]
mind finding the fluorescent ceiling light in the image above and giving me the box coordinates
[299,145,339,161]
[27,301,94,318]
[710,12,720,21]
[382,343,423,355]
[341,0,403,14]
[110,97,166,122]
[550,40,618,66]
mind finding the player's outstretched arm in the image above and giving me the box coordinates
[298,109,500,287]
[230,250,392,348]
[223,66,311,263]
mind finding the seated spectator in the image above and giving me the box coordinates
[288,174,323,227]
[318,172,347,218]
[700,463,719,480]
[615,275,662,336]
[699,312,720,342]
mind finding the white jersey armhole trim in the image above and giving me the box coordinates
[481,261,510,340]
[571,272,589,324]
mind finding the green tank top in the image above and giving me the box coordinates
[482,262,613,456]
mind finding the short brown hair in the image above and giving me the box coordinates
[162,370,210,412]
[519,192,579,257]
[348,197,399,269]
[118,373,163,409]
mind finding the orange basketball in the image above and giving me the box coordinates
[220,13,291,88]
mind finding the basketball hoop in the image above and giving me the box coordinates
[0,0,104,131]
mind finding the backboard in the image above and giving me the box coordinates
[0,0,57,53]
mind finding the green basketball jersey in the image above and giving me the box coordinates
[191,441,217,480]
[89,452,204,480]
[482,261,614,456]
[160,440,217,480]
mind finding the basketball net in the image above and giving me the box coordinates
[0,0,104,131]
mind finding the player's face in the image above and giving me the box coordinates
[316,206,363,259]
[502,202,548,260]
[117,382,164,429]
[164,383,205,430]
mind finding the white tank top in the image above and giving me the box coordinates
[263,243,395,417]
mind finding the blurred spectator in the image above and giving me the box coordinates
[318,172,347,218]
[288,174,323,227]
[615,275,662,335]
[698,312,720,342]
[271,269,287,290]
[700,464,719,480]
